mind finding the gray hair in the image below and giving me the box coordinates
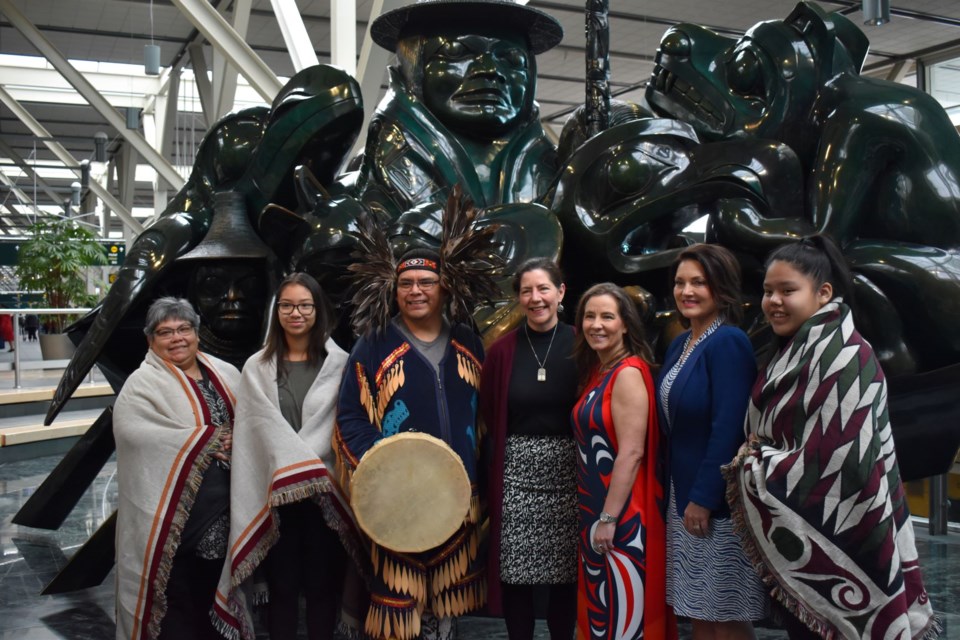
[144,297,201,337]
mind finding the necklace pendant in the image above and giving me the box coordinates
[537,367,547,382]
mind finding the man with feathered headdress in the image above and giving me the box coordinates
[334,190,499,640]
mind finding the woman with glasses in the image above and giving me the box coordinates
[213,272,359,640]
[114,297,240,640]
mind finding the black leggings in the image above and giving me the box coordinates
[264,501,347,640]
[501,582,576,640]
[158,554,223,640]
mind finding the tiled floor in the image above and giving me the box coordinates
[1,454,957,639]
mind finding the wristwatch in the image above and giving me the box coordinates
[598,511,617,524]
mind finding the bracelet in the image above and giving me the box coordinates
[598,511,617,524]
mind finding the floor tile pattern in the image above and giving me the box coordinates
[1,455,956,639]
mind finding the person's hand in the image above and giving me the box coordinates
[212,427,232,463]
[592,521,616,554]
[683,501,711,538]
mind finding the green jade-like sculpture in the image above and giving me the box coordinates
[263,0,566,338]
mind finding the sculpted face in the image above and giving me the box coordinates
[191,262,267,340]
[421,31,531,137]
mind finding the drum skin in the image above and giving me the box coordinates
[350,432,471,553]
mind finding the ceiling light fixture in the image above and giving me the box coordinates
[144,0,161,75]
[863,0,890,26]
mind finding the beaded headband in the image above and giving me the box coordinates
[397,257,440,274]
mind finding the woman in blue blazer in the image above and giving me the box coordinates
[657,244,767,639]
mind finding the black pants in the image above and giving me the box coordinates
[772,599,822,639]
[264,500,346,640]
[157,554,223,640]
[501,582,576,640]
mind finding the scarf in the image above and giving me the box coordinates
[211,339,364,640]
[724,301,940,639]
[113,350,240,640]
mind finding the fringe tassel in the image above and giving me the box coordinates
[430,571,486,619]
[335,614,369,640]
[146,427,220,639]
[921,615,944,640]
[721,454,824,632]
[365,596,421,640]
[374,548,426,602]
[468,493,480,525]
[210,608,241,640]
[333,429,357,498]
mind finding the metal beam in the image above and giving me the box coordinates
[0,86,144,234]
[273,0,320,72]
[0,0,185,192]
[0,138,62,205]
[172,0,283,102]
[352,0,406,157]
[0,169,36,211]
[116,143,138,219]
[0,64,161,109]
[885,60,909,83]
[189,43,214,126]
[212,0,252,118]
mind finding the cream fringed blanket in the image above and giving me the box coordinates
[114,350,240,640]
[212,339,363,640]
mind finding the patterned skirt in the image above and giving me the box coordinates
[666,484,769,620]
[499,435,578,584]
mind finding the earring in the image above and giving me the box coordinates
[558,303,565,314]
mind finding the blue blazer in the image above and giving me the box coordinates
[657,324,756,518]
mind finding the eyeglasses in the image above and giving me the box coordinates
[277,302,316,315]
[154,324,196,339]
[397,278,440,291]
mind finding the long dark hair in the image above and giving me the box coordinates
[673,243,743,326]
[765,234,855,315]
[261,272,335,372]
[572,282,654,387]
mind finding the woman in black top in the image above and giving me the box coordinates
[480,258,579,640]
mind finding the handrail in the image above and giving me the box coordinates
[0,307,94,389]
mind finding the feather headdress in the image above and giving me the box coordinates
[347,185,505,336]
[347,211,397,336]
[439,185,504,324]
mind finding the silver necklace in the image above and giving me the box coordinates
[525,322,558,382]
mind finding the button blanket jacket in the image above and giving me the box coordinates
[333,321,486,640]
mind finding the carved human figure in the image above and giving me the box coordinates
[270,0,566,337]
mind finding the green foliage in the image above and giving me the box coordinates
[14,218,108,332]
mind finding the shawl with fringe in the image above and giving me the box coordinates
[211,339,365,640]
[114,350,240,640]
[724,301,940,639]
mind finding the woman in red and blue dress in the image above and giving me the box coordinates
[571,283,675,640]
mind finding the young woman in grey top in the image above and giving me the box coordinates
[245,272,349,640]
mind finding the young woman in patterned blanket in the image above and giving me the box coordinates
[725,235,940,639]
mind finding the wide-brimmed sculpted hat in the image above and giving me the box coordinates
[371,0,563,55]
[180,191,271,261]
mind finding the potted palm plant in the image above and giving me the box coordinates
[14,217,107,359]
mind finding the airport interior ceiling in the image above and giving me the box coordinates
[2,0,960,237]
